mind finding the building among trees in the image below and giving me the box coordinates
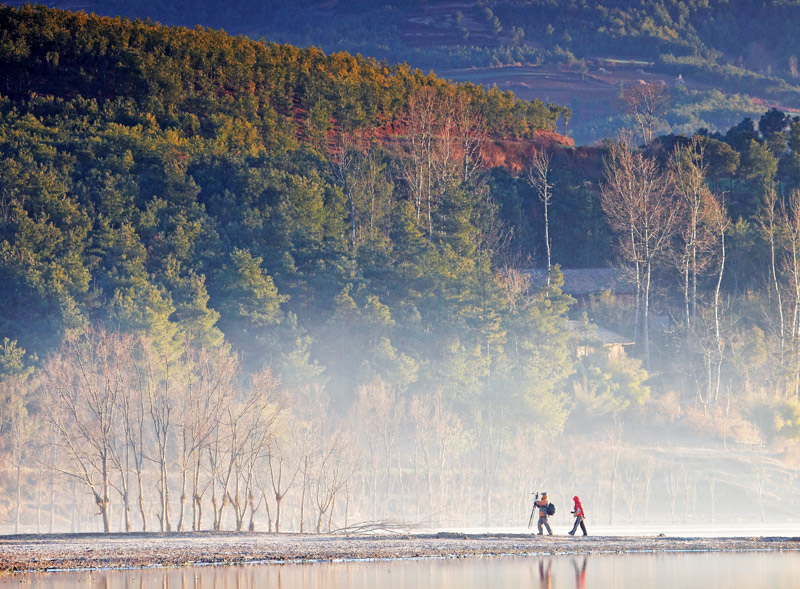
[524,267,636,307]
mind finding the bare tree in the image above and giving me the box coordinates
[782,189,800,397]
[402,87,485,237]
[670,139,717,328]
[139,340,175,532]
[507,426,546,526]
[683,471,697,523]
[107,393,134,532]
[265,432,302,533]
[330,129,363,249]
[311,427,355,533]
[353,146,394,244]
[621,454,643,523]
[41,328,135,533]
[640,455,656,522]
[453,91,486,185]
[620,452,656,523]
[622,81,670,145]
[709,192,730,408]
[607,418,623,526]
[762,185,786,380]
[119,348,149,532]
[292,384,329,533]
[602,136,680,365]
[665,460,684,524]
[40,427,60,533]
[472,406,505,526]
[707,476,718,524]
[230,368,282,532]
[753,448,769,522]
[527,149,554,286]
[333,138,395,249]
[403,87,439,233]
[0,373,37,533]
[207,365,280,531]
[350,380,403,522]
[409,392,473,524]
[173,345,235,531]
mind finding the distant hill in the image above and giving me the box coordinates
[6,0,800,142]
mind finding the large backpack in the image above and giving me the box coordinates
[546,502,556,516]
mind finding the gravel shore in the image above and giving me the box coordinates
[0,532,798,573]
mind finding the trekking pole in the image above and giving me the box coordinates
[527,492,538,529]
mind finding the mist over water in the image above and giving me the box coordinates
[5,552,800,589]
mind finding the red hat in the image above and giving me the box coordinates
[573,496,580,501]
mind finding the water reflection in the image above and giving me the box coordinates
[535,557,586,589]
[538,557,552,588]
[573,557,587,589]
[5,551,800,588]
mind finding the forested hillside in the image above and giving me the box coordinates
[0,5,583,532]
[13,0,800,142]
[0,4,570,364]
[1,5,800,535]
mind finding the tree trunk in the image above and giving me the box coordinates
[691,229,698,322]
[211,493,220,531]
[631,225,642,344]
[608,423,622,526]
[15,461,22,534]
[768,193,786,386]
[121,492,131,532]
[100,455,111,533]
[714,214,726,406]
[71,481,77,533]
[644,259,652,368]
[192,454,201,531]
[195,495,204,531]
[248,491,257,532]
[177,468,187,532]
[136,469,147,532]
[683,255,690,330]
[544,199,551,287]
[49,469,55,534]
[348,189,356,248]
[275,494,283,533]
[300,457,308,533]
[96,491,110,533]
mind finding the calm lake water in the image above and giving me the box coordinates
[3,552,800,588]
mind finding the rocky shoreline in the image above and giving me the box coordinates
[0,532,798,573]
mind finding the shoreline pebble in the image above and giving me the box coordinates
[1,532,798,573]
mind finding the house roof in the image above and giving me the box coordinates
[567,320,634,346]
[524,268,636,296]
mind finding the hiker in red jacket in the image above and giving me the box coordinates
[569,495,588,536]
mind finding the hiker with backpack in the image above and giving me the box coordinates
[569,495,588,536]
[535,491,554,535]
